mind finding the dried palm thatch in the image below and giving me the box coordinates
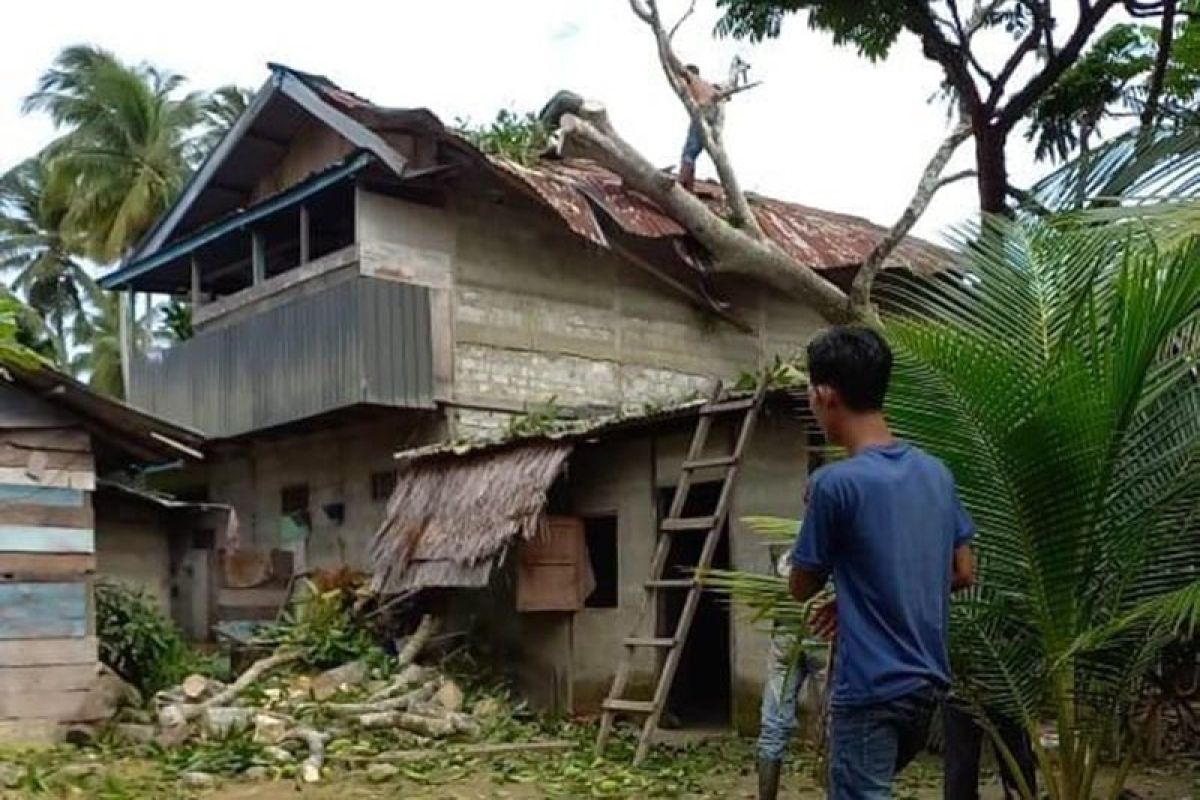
[370,442,573,593]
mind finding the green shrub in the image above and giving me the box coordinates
[258,579,382,668]
[94,579,211,694]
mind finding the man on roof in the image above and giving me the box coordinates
[675,62,721,192]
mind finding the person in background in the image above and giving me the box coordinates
[943,701,1037,800]
[757,541,822,800]
[789,326,977,799]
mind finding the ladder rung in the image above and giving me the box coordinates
[645,578,695,590]
[624,636,676,648]
[661,516,717,532]
[602,699,656,714]
[682,455,737,471]
[702,398,755,415]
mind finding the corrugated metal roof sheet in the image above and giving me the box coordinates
[280,65,947,275]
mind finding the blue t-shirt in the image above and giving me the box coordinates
[791,441,974,707]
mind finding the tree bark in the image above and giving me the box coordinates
[1140,0,1178,138]
[560,110,858,323]
[850,118,972,311]
[975,124,1011,215]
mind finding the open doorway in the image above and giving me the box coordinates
[656,482,731,727]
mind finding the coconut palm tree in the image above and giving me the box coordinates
[196,84,253,159]
[0,157,97,363]
[24,45,201,263]
[70,291,152,399]
[709,217,1200,799]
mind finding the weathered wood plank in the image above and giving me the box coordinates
[0,582,88,640]
[0,468,94,491]
[0,484,84,507]
[0,429,90,452]
[0,553,95,578]
[0,503,93,529]
[0,444,94,470]
[0,664,97,693]
[0,689,102,721]
[0,526,94,554]
[0,636,96,666]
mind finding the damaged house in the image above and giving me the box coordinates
[0,363,215,743]
[99,64,941,731]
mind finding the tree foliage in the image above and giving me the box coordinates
[456,108,549,166]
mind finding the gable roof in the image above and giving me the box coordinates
[115,63,946,301]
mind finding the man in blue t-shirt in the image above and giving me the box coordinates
[789,326,976,799]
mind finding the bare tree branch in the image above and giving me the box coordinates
[849,117,972,313]
[1140,0,1178,136]
[668,0,697,40]
[996,0,1120,130]
[630,0,765,237]
[987,21,1044,108]
[936,169,978,189]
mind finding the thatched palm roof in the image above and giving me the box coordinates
[369,442,572,593]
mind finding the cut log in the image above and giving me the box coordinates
[181,674,210,701]
[170,649,301,722]
[395,614,439,668]
[284,727,328,784]
[324,678,440,717]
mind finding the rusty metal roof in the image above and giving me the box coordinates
[280,65,946,275]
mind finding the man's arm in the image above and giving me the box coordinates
[952,544,975,591]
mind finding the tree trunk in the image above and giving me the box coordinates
[975,124,1010,215]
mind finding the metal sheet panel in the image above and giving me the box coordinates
[130,276,433,438]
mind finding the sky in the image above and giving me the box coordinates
[0,1,1118,242]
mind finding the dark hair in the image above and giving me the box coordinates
[806,326,893,412]
[685,64,700,75]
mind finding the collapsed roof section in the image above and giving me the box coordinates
[104,63,947,313]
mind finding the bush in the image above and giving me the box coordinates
[259,579,382,669]
[94,579,211,694]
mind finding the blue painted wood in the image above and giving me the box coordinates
[0,582,87,640]
[0,527,93,554]
[0,485,84,507]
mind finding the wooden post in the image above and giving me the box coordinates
[299,205,311,265]
[118,289,135,398]
[190,255,203,308]
[251,230,266,285]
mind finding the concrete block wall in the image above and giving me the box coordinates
[561,414,810,734]
[356,188,827,441]
[203,414,441,574]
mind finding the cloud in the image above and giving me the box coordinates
[551,21,582,44]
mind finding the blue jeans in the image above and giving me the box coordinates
[828,685,941,799]
[757,633,813,760]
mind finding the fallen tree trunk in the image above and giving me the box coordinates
[396,614,439,668]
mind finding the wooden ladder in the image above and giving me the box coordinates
[594,377,769,765]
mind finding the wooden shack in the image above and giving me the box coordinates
[0,364,205,743]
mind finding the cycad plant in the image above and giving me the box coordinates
[882,218,1200,799]
[708,217,1200,799]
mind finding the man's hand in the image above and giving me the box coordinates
[809,598,837,640]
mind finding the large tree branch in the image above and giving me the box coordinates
[849,117,972,313]
[1140,0,1177,136]
[996,0,1120,130]
[902,0,986,115]
[630,0,764,237]
[560,109,857,323]
[986,12,1046,108]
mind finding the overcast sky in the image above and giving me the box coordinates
[0,1,1120,242]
